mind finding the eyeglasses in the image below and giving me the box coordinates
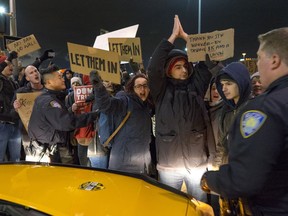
[134,84,149,90]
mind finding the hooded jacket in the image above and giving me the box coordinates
[147,39,214,170]
[214,62,251,165]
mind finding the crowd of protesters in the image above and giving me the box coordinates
[2,14,286,216]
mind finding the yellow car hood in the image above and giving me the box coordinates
[0,163,213,216]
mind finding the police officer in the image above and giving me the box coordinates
[28,65,98,163]
[200,27,288,215]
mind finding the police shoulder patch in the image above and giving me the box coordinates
[240,110,267,138]
[49,100,62,108]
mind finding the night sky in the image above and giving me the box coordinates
[0,0,287,70]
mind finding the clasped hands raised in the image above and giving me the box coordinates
[168,15,188,43]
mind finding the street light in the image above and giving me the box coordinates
[0,0,17,36]
[0,6,7,34]
[0,6,6,14]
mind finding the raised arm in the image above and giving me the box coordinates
[168,15,188,44]
[148,15,189,101]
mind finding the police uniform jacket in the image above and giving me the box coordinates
[206,75,288,215]
[28,88,97,145]
[147,39,214,171]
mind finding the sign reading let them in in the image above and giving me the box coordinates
[108,37,142,63]
[68,42,121,85]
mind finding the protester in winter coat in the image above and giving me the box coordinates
[65,76,95,166]
[0,51,21,162]
[90,71,153,175]
[205,78,223,216]
[12,65,44,161]
[214,62,251,166]
[147,15,220,201]
[206,79,224,153]
[209,62,251,215]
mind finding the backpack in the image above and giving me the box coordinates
[97,96,131,148]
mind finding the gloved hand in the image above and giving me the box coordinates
[129,57,140,73]
[121,70,130,86]
[205,54,224,75]
[89,70,103,86]
[101,145,110,154]
[40,49,55,62]
[205,54,218,69]
[7,51,18,62]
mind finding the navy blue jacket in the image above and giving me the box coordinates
[214,62,251,165]
[94,84,152,174]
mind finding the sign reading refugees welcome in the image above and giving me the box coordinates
[67,42,121,84]
[187,28,234,62]
[6,34,41,57]
[108,38,142,63]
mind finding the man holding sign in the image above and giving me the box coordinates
[12,65,44,161]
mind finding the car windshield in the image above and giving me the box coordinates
[0,199,49,216]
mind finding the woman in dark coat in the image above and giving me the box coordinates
[91,72,153,175]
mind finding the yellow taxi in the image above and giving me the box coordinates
[0,162,213,215]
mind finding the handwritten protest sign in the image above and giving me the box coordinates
[6,34,41,57]
[108,38,142,63]
[67,42,121,84]
[74,85,93,114]
[17,91,42,132]
[187,28,234,62]
[3,35,22,49]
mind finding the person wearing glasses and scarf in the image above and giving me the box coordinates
[90,71,154,175]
